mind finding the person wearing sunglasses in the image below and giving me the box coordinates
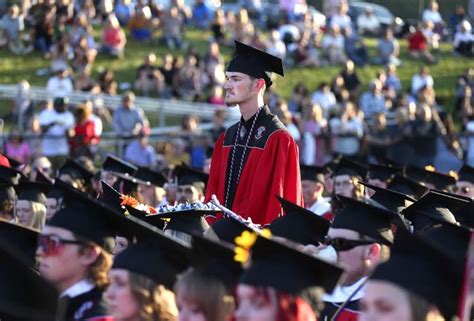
[454,164,474,199]
[36,182,127,321]
[319,195,407,321]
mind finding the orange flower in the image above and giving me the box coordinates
[120,195,139,207]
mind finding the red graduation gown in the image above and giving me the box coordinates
[205,106,303,225]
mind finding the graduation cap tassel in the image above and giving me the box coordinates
[210,195,261,233]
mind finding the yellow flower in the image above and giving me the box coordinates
[424,165,436,172]
[449,170,459,180]
[234,231,258,250]
[260,228,272,239]
[234,247,250,264]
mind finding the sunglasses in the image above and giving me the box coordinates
[38,235,85,256]
[325,237,375,252]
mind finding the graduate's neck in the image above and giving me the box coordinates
[57,273,89,294]
[240,95,265,121]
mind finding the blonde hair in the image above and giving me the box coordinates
[174,268,235,321]
[15,201,47,230]
[129,272,178,321]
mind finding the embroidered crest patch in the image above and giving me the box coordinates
[255,126,266,140]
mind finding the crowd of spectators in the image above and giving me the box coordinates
[0,0,473,173]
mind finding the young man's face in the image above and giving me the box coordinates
[224,72,256,107]
[333,174,355,198]
[36,225,89,291]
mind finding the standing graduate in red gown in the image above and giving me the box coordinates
[205,41,303,225]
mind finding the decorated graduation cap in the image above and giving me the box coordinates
[239,234,344,300]
[112,228,191,289]
[0,165,25,185]
[367,163,401,182]
[16,181,50,204]
[0,243,59,321]
[300,165,326,184]
[401,191,470,231]
[269,196,330,245]
[419,221,471,266]
[152,209,212,236]
[370,228,462,320]
[98,181,126,215]
[102,154,137,175]
[0,219,40,267]
[58,158,94,182]
[458,164,474,183]
[361,182,416,214]
[227,41,284,88]
[124,205,165,230]
[134,167,168,187]
[387,174,429,200]
[206,217,254,243]
[333,157,367,179]
[332,195,406,245]
[188,233,242,288]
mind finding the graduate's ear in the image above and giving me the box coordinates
[363,243,381,267]
[253,78,266,93]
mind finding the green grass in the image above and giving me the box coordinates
[1,29,472,124]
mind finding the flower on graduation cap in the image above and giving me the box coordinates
[120,195,157,214]
[233,229,272,266]
[448,170,458,180]
[424,165,436,172]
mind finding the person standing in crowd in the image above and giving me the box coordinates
[300,165,332,219]
[38,97,75,170]
[205,41,303,225]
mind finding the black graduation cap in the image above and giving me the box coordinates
[333,157,367,179]
[0,242,58,321]
[401,191,470,231]
[134,167,168,187]
[370,229,462,320]
[102,154,137,175]
[405,165,457,190]
[300,165,326,184]
[16,181,50,204]
[151,209,211,236]
[227,41,284,88]
[240,234,344,298]
[188,233,242,288]
[269,196,330,245]
[458,164,474,183]
[361,182,416,214]
[58,159,94,182]
[113,172,145,195]
[3,154,23,169]
[367,163,400,182]
[419,222,471,266]
[35,169,53,185]
[98,181,125,215]
[112,232,191,289]
[332,195,404,245]
[453,200,474,228]
[387,174,429,200]
[0,183,16,204]
[174,165,209,188]
[0,219,40,267]
[0,165,25,185]
[124,205,165,230]
[206,217,253,243]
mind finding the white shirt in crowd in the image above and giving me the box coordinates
[330,13,352,31]
[307,196,331,216]
[38,108,75,156]
[422,9,443,24]
[46,75,74,98]
[357,13,380,33]
[411,73,434,95]
[311,90,337,117]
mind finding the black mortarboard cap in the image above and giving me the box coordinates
[300,165,326,184]
[458,164,474,183]
[0,219,39,267]
[387,174,429,200]
[102,154,137,175]
[333,157,367,179]
[370,229,462,320]
[35,169,53,185]
[227,41,284,88]
[206,218,253,243]
[113,172,144,195]
[361,182,416,214]
[98,181,125,215]
[134,167,168,187]
[332,195,403,245]
[189,233,242,288]
[16,181,50,204]
[0,243,58,321]
[401,191,470,231]
[240,235,344,297]
[405,165,457,190]
[112,232,191,289]
[0,165,25,185]
[419,222,471,266]
[151,209,211,235]
[58,159,94,182]
[367,163,400,182]
[3,155,23,169]
[124,205,165,230]
[270,196,330,245]
[174,164,209,187]
[453,200,474,228]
